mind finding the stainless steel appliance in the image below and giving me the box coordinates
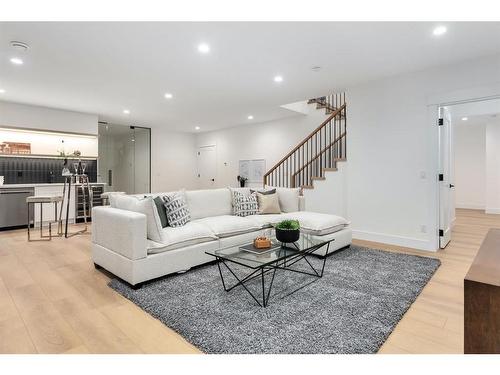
[0,187,34,229]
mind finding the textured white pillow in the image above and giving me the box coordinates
[110,194,163,242]
[266,187,300,213]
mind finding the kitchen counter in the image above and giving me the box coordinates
[0,182,106,188]
[0,182,106,230]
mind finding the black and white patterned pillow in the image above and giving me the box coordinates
[163,191,190,227]
[233,191,258,217]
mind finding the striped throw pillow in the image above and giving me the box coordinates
[233,191,258,217]
[163,191,191,227]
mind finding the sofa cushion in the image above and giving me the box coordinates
[110,194,163,242]
[193,215,261,238]
[285,211,350,236]
[256,192,281,214]
[250,188,276,195]
[233,191,259,217]
[164,191,191,227]
[159,221,217,249]
[185,188,232,220]
[266,187,301,213]
[146,237,217,254]
[246,213,285,228]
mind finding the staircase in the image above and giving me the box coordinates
[263,92,346,190]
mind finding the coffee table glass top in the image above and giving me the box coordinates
[205,231,334,269]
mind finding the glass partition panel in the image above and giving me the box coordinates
[98,123,151,194]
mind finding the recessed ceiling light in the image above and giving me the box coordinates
[247,115,254,120]
[274,75,283,83]
[164,93,173,99]
[123,109,130,115]
[433,26,447,36]
[10,57,23,65]
[197,43,210,54]
[0,89,5,94]
[462,117,468,121]
[195,126,201,130]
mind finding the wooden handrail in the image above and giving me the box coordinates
[263,103,346,179]
[291,132,346,178]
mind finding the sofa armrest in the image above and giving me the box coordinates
[298,196,305,211]
[91,206,147,260]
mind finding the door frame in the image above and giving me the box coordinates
[430,85,500,250]
[130,125,152,194]
[196,144,217,188]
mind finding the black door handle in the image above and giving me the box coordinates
[449,184,455,188]
[211,179,215,182]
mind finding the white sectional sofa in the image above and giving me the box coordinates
[91,187,352,288]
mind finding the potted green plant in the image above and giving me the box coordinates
[275,219,300,244]
[237,175,248,187]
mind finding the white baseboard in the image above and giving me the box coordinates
[352,230,437,252]
[485,208,500,215]
[456,203,485,210]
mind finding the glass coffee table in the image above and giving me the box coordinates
[205,232,334,307]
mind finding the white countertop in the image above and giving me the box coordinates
[0,182,106,188]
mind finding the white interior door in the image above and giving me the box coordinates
[438,107,453,248]
[197,145,217,189]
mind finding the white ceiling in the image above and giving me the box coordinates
[1,22,500,132]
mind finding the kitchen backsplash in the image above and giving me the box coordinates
[0,157,97,184]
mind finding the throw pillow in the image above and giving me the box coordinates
[233,191,259,217]
[250,188,276,195]
[164,191,191,227]
[110,194,163,242]
[267,187,300,212]
[153,196,168,228]
[256,192,281,214]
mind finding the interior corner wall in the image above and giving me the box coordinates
[453,122,486,210]
[486,119,500,214]
[0,100,98,134]
[194,109,328,189]
[346,53,500,251]
[150,127,198,193]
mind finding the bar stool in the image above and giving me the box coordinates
[27,195,63,241]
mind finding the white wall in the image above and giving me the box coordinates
[486,119,500,214]
[303,161,348,218]
[0,100,98,135]
[453,122,486,209]
[346,53,500,251]
[195,106,328,189]
[151,127,198,193]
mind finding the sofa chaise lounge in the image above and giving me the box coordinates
[91,187,352,287]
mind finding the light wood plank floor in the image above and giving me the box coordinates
[0,208,496,354]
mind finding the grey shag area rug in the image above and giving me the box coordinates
[109,245,440,354]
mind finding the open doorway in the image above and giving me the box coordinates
[438,97,500,248]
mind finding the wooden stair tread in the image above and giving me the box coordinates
[311,176,326,181]
[322,167,338,172]
[301,185,314,189]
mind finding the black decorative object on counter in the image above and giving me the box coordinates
[0,156,97,184]
[237,175,248,188]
